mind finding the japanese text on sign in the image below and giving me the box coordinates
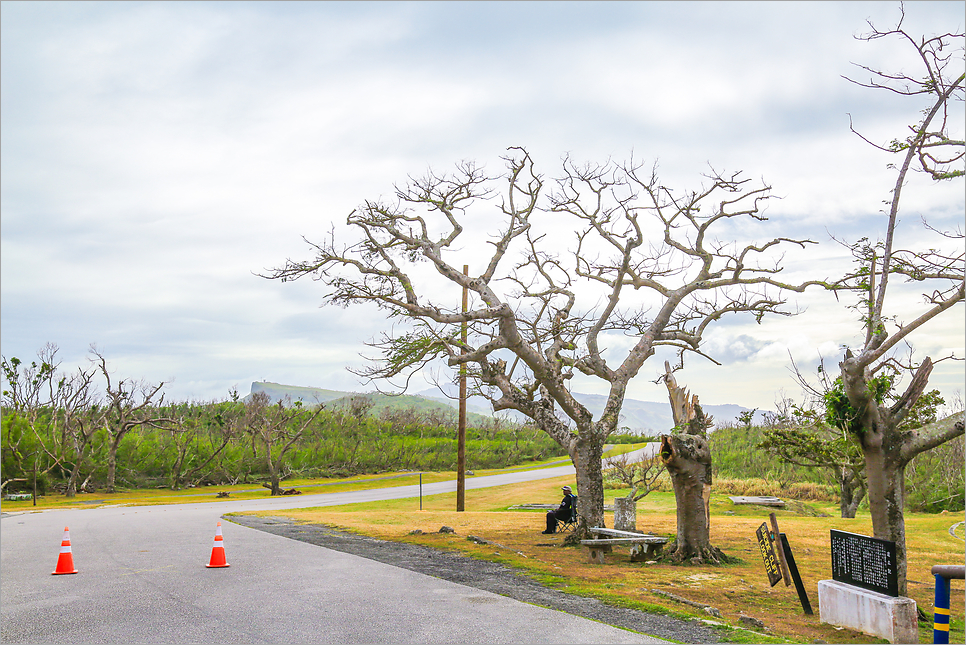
[756,522,782,587]
[830,529,899,597]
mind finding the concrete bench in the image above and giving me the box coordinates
[4,493,32,501]
[581,527,668,563]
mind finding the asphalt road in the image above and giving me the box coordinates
[1,450,669,644]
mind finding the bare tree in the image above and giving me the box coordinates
[1,345,100,497]
[604,449,665,503]
[244,391,324,495]
[828,8,965,595]
[2,346,60,493]
[166,400,238,490]
[604,448,665,532]
[264,148,823,534]
[91,349,175,493]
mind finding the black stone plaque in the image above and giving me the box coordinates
[756,522,782,587]
[830,529,899,597]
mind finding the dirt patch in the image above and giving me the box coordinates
[229,514,726,643]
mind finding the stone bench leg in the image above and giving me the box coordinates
[629,543,665,562]
[585,544,610,564]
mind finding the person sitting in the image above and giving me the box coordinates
[543,485,576,534]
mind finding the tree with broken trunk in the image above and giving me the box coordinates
[660,361,735,563]
[264,148,823,535]
[825,10,965,595]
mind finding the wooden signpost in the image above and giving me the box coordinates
[755,514,813,615]
[756,522,783,587]
[779,529,813,615]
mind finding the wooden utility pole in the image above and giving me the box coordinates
[457,264,468,511]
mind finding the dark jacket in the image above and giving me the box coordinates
[556,492,576,517]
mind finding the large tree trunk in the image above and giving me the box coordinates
[65,458,82,498]
[839,357,966,597]
[265,441,282,496]
[660,433,729,563]
[572,433,605,535]
[65,438,84,498]
[862,439,909,596]
[106,441,119,493]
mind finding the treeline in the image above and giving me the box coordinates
[709,408,965,514]
[1,347,566,496]
[1,397,566,496]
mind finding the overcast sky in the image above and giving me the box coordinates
[2,1,963,414]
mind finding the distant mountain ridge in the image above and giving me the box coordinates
[248,382,495,426]
[249,381,767,433]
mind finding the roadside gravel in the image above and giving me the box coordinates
[229,514,728,644]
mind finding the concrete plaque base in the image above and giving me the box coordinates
[818,579,918,643]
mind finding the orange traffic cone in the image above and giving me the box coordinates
[52,526,78,575]
[205,521,229,568]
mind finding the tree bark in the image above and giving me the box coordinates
[106,438,121,493]
[863,442,909,594]
[572,432,605,535]
[659,433,729,563]
[838,466,865,519]
[266,452,281,496]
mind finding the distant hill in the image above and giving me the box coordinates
[249,382,349,404]
[250,381,767,433]
[248,382,495,426]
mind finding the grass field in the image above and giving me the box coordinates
[239,474,965,644]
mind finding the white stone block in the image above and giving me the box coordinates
[818,579,918,644]
[613,497,636,532]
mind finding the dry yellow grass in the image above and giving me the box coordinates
[250,473,965,644]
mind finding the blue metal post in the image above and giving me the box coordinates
[931,564,964,644]
[933,573,951,644]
